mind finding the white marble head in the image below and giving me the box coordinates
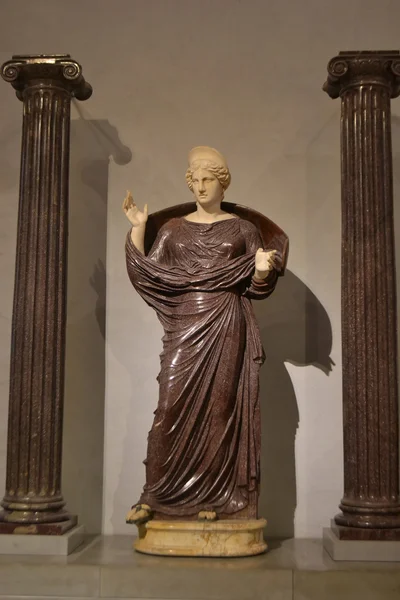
[185,146,231,199]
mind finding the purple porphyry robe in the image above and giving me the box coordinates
[126,215,279,520]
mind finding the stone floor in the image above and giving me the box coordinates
[0,535,399,600]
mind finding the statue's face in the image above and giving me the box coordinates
[191,168,223,206]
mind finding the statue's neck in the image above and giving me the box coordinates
[195,201,224,221]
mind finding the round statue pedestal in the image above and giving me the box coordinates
[134,518,267,557]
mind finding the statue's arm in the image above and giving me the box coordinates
[130,225,146,255]
[242,220,279,300]
[246,268,278,300]
[122,190,148,255]
[254,248,277,281]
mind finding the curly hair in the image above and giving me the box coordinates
[185,159,231,197]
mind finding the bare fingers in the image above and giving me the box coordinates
[122,190,135,212]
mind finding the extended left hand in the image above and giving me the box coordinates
[254,248,277,280]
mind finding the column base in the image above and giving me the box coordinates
[0,524,84,555]
[323,527,400,561]
[333,515,400,540]
[134,518,267,557]
[331,523,400,541]
[0,513,77,535]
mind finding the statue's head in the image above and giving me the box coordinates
[186,146,231,205]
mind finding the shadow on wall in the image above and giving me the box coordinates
[62,108,132,533]
[255,270,334,539]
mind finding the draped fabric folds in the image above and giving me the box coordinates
[126,216,278,519]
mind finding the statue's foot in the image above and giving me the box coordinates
[126,503,153,526]
[198,510,218,522]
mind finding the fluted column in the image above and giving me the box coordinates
[324,51,400,540]
[0,55,91,533]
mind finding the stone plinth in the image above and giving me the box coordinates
[0,525,84,556]
[135,518,267,557]
[323,527,400,562]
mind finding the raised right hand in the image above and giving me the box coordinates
[122,190,148,227]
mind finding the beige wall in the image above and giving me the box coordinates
[0,0,400,537]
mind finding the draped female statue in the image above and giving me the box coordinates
[123,147,288,555]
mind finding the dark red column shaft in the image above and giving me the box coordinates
[0,55,91,530]
[324,51,400,540]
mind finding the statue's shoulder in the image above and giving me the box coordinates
[237,217,259,234]
[144,213,184,254]
[225,204,289,273]
[162,217,182,229]
[155,217,180,233]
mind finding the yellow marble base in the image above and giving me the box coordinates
[134,518,267,557]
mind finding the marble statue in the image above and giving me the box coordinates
[122,146,288,556]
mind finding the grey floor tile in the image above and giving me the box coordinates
[294,570,400,600]
[0,597,196,600]
[100,564,292,600]
[0,597,188,600]
[2,536,400,600]
[0,563,100,597]
[0,597,100,600]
